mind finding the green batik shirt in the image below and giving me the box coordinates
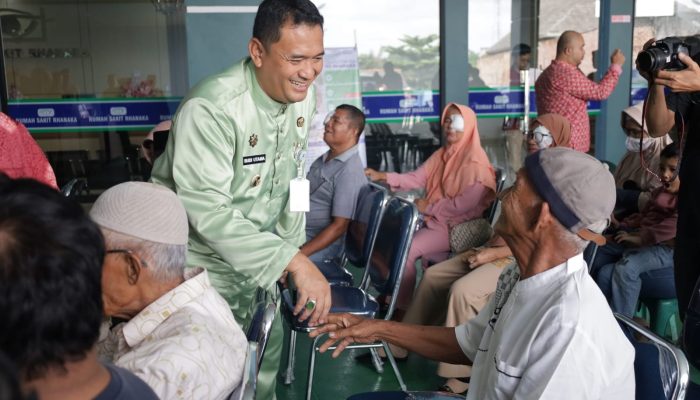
[151,58,315,324]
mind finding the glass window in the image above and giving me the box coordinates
[318,0,439,172]
[469,0,535,182]
[1,1,186,193]
[469,0,599,182]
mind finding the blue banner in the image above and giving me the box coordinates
[9,87,650,132]
[359,87,649,122]
[8,98,181,132]
[361,91,439,122]
[361,89,540,121]
[467,89,535,116]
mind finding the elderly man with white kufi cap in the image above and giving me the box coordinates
[93,182,247,400]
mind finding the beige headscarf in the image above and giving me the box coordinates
[422,103,496,204]
[533,113,572,148]
[614,103,673,190]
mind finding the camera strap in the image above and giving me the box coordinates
[639,92,685,187]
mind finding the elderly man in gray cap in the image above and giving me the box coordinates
[93,182,247,400]
[310,147,635,399]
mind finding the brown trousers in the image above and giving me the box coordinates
[403,254,515,378]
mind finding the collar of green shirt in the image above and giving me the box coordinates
[245,57,289,118]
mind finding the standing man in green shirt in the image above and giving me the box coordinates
[150,0,330,397]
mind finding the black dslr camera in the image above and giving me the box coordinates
[637,35,700,74]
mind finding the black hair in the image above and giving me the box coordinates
[252,0,323,48]
[512,43,531,56]
[0,351,24,400]
[336,104,366,137]
[660,142,680,159]
[0,178,105,381]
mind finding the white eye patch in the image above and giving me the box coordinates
[533,125,553,149]
[323,111,334,125]
[448,114,464,131]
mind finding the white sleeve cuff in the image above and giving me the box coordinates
[455,323,477,360]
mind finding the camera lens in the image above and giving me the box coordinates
[637,48,663,73]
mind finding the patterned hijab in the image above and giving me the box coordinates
[423,103,496,204]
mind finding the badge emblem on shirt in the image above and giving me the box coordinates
[249,134,258,147]
[297,117,304,127]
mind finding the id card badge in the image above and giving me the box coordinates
[289,177,310,212]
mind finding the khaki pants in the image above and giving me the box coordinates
[403,254,514,378]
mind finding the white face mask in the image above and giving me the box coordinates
[625,136,654,152]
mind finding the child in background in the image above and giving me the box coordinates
[592,142,680,317]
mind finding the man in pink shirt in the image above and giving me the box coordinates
[535,30,625,152]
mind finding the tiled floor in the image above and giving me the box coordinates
[276,265,445,400]
[275,328,442,400]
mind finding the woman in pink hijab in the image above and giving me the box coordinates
[365,103,497,316]
[0,112,57,189]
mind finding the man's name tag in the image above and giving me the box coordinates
[289,177,310,212]
[243,154,266,165]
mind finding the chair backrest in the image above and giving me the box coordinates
[46,150,89,186]
[615,313,689,400]
[60,178,87,198]
[483,167,506,224]
[345,182,389,271]
[245,288,277,372]
[583,242,599,269]
[365,197,419,319]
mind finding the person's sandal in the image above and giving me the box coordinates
[437,377,470,395]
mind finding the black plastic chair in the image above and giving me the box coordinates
[315,182,389,287]
[46,150,89,187]
[583,242,599,269]
[60,177,88,199]
[283,183,389,384]
[246,288,277,371]
[484,167,506,224]
[280,197,419,400]
[228,288,276,400]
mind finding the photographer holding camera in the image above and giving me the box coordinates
[638,36,700,319]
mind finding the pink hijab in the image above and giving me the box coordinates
[422,103,496,204]
[0,112,57,189]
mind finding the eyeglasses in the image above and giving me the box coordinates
[526,130,552,142]
[526,127,554,149]
[106,249,148,268]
